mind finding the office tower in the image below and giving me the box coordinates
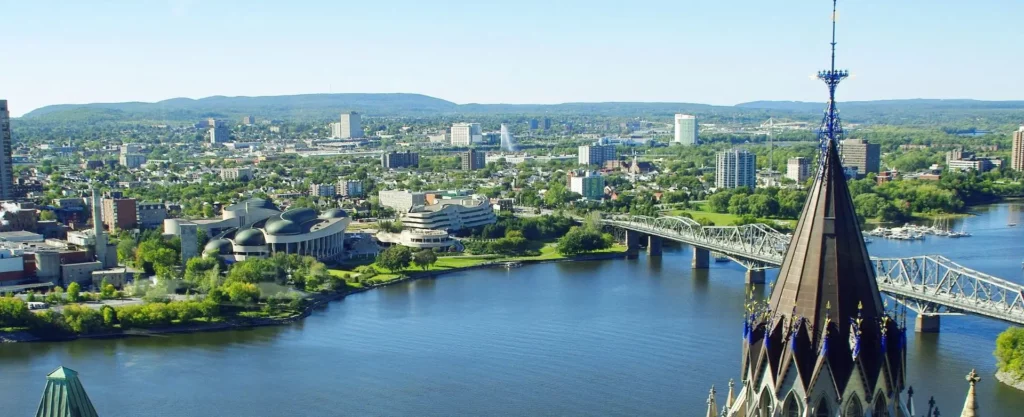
[578,144,616,166]
[0,100,12,199]
[715,149,756,189]
[339,112,363,139]
[462,149,486,171]
[1013,126,1024,171]
[381,151,420,169]
[786,157,810,183]
[450,123,473,146]
[208,120,231,143]
[500,124,516,151]
[673,114,698,145]
[529,119,539,130]
[839,138,880,177]
[542,118,551,131]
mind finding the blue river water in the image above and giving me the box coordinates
[1,203,1022,416]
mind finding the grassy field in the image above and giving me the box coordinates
[328,244,627,285]
[663,208,796,229]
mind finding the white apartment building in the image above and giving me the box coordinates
[336,112,363,139]
[450,123,482,146]
[578,144,616,166]
[674,114,698,145]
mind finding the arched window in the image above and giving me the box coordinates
[844,395,864,417]
[759,390,773,417]
[783,393,801,417]
[815,398,831,417]
[873,397,889,417]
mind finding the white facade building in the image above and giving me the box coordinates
[673,114,698,145]
[569,173,605,200]
[337,112,363,139]
[378,190,427,213]
[716,149,756,189]
[450,123,482,146]
[400,196,497,232]
[578,144,616,166]
[786,157,810,183]
[376,229,455,250]
[204,207,350,263]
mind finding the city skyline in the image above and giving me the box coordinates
[3,0,1023,117]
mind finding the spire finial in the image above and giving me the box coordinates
[961,369,980,417]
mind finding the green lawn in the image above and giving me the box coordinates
[328,244,628,285]
[664,209,796,229]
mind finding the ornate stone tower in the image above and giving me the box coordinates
[722,1,912,416]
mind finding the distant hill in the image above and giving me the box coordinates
[19,94,1024,126]
[737,99,1024,112]
[23,93,459,121]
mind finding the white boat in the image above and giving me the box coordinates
[712,252,730,263]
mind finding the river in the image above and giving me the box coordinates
[1,203,1023,416]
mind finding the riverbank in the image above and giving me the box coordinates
[0,250,627,344]
[996,371,1024,392]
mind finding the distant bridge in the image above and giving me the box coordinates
[601,215,1024,330]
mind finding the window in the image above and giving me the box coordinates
[783,393,801,417]
[872,397,888,417]
[759,390,773,417]
[815,398,831,417]
[844,395,863,417]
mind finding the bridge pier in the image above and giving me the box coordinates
[692,247,709,269]
[647,236,662,256]
[745,269,766,285]
[915,314,941,333]
[625,230,640,258]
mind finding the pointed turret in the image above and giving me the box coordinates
[705,386,718,417]
[35,366,100,417]
[733,1,907,414]
[724,379,734,410]
[961,369,980,417]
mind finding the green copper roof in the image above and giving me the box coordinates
[36,366,100,417]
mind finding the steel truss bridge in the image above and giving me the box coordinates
[602,215,1024,328]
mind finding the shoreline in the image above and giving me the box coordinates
[1,252,626,344]
[996,371,1024,392]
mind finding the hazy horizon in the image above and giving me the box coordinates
[4,0,1023,117]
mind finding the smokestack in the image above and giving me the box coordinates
[92,188,107,267]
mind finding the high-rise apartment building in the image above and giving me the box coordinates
[119,143,147,168]
[578,144,616,166]
[839,138,880,177]
[241,115,254,125]
[715,149,756,189]
[673,114,698,145]
[336,112,363,139]
[0,100,13,199]
[102,198,138,231]
[1012,126,1024,171]
[786,157,810,183]
[569,172,605,200]
[462,149,486,171]
[381,151,420,169]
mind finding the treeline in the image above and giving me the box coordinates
[707,188,808,219]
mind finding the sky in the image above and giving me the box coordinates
[2,0,1023,117]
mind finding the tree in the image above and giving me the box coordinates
[376,246,412,273]
[117,238,137,265]
[100,305,117,327]
[39,210,57,221]
[224,282,261,305]
[556,226,613,256]
[412,249,438,270]
[995,327,1024,381]
[66,282,81,303]
[0,297,30,327]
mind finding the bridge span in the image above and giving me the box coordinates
[601,215,1024,331]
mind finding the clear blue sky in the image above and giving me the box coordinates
[3,0,1022,116]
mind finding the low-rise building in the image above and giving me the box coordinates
[381,151,420,169]
[376,229,455,250]
[339,180,363,197]
[102,198,137,231]
[137,201,167,230]
[221,167,254,181]
[400,196,497,232]
[311,183,337,197]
